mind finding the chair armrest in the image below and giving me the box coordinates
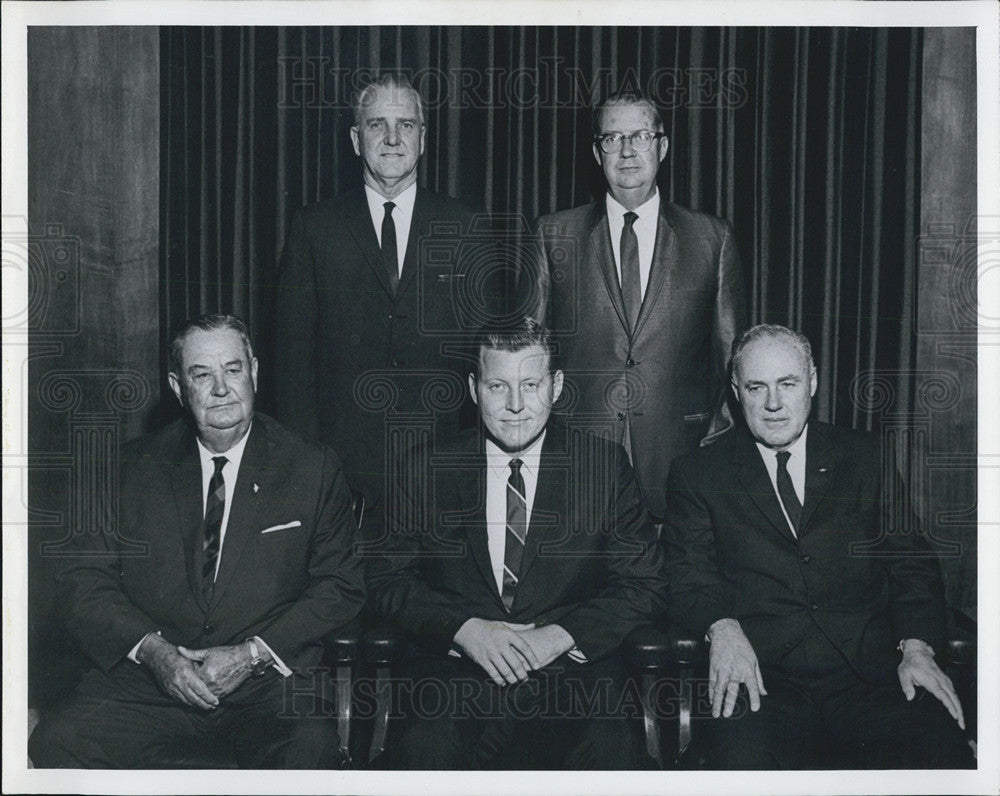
[624,625,706,670]
[323,615,362,665]
[362,618,405,666]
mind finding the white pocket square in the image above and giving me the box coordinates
[260,520,302,534]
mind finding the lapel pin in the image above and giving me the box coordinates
[818,468,828,473]
[253,483,259,493]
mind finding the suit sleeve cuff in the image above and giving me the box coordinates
[253,636,293,677]
[128,630,161,663]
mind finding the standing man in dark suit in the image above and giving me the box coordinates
[662,324,972,769]
[527,89,746,521]
[274,73,499,540]
[368,319,667,769]
[30,315,365,768]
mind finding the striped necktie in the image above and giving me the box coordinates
[620,210,641,332]
[501,458,527,611]
[202,455,227,598]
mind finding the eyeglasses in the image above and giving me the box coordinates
[594,130,664,154]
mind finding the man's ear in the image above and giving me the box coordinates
[657,133,669,163]
[592,142,603,168]
[468,373,478,405]
[809,367,818,397]
[168,372,184,406]
[551,369,564,404]
[349,126,361,157]
[251,357,259,393]
[419,123,426,157]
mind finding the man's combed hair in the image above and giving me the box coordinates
[592,87,665,137]
[351,73,425,127]
[169,314,254,375]
[473,317,555,376]
[731,323,815,377]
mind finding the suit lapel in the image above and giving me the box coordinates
[210,421,267,607]
[513,425,566,590]
[396,187,428,299]
[633,199,676,338]
[800,423,835,533]
[735,431,798,544]
[167,425,209,612]
[588,203,630,335]
[343,188,395,299]
[454,437,502,604]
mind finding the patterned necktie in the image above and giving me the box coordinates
[620,211,641,332]
[202,455,227,597]
[381,201,400,295]
[502,458,527,611]
[775,450,802,536]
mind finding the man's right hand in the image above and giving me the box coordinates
[706,618,767,718]
[453,618,541,685]
[136,633,219,710]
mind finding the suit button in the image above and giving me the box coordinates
[391,357,399,367]
[626,358,636,367]
[801,555,811,563]
[388,313,393,320]
[784,641,793,649]
[810,603,819,611]
[202,623,215,634]
[617,411,625,421]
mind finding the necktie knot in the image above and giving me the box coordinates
[624,211,638,228]
[776,450,790,470]
[212,455,228,476]
[509,458,523,477]
[384,201,395,217]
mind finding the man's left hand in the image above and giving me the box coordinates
[177,643,253,699]
[897,639,965,729]
[516,625,575,670]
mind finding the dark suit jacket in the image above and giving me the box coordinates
[367,419,668,663]
[528,199,746,520]
[273,188,502,528]
[662,422,948,682]
[56,413,366,695]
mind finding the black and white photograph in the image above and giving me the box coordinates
[3,1,998,793]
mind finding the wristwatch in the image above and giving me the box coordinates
[245,637,268,678]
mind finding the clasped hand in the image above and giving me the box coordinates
[453,618,575,685]
[138,634,252,709]
[897,639,965,729]
[707,618,767,718]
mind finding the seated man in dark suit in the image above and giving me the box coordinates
[367,318,667,769]
[663,323,972,769]
[30,314,366,768]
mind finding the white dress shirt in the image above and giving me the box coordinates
[364,181,417,276]
[605,189,660,299]
[754,424,808,537]
[484,432,545,594]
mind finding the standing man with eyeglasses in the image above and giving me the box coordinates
[524,88,746,522]
[274,73,501,543]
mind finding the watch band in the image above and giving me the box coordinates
[245,637,268,678]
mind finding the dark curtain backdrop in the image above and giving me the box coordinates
[161,26,922,431]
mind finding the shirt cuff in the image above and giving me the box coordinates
[128,630,161,663]
[253,636,293,677]
[566,646,587,664]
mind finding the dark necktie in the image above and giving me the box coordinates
[381,201,400,296]
[202,455,227,598]
[502,459,527,611]
[620,211,641,332]
[775,450,802,536]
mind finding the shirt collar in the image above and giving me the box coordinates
[605,188,660,223]
[754,423,809,463]
[364,180,417,218]
[196,422,253,471]
[485,429,546,477]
